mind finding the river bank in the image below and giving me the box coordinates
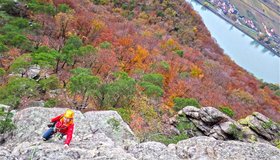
[186,0,279,84]
[190,0,280,57]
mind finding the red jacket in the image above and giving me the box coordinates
[51,114,74,145]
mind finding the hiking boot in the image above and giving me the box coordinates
[58,134,64,140]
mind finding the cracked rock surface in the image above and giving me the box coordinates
[0,107,279,160]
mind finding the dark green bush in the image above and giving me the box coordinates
[28,0,56,16]
[0,95,20,109]
[9,18,29,29]
[6,77,39,97]
[229,124,243,140]
[160,61,170,71]
[0,0,16,15]
[102,73,136,107]
[219,106,235,117]
[179,72,190,79]
[57,4,71,13]
[175,50,184,57]
[9,54,32,74]
[262,119,273,129]
[275,90,280,97]
[39,76,60,92]
[61,36,84,65]
[173,97,200,111]
[99,41,111,49]
[44,99,58,108]
[142,73,164,87]
[0,108,16,134]
[176,115,196,132]
[91,0,110,5]
[3,32,32,50]
[0,42,8,53]
[156,10,164,17]
[0,68,5,77]
[31,47,58,69]
[110,107,132,123]
[0,77,38,109]
[150,133,188,145]
[139,81,163,97]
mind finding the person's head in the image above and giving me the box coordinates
[63,109,74,123]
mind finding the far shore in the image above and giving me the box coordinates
[189,0,280,57]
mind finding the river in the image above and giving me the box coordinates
[186,0,280,84]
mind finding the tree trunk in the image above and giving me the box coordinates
[81,96,89,110]
[61,61,67,69]
[55,59,60,73]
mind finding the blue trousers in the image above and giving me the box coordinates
[42,127,55,140]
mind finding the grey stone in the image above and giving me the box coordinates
[220,121,234,134]
[26,65,40,79]
[27,100,45,108]
[190,118,212,135]
[245,113,280,141]
[128,141,180,160]
[209,125,227,140]
[182,106,200,119]
[199,107,228,124]
[175,136,280,160]
[1,107,279,160]
[84,111,138,146]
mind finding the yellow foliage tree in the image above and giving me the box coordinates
[190,65,204,78]
[132,45,149,69]
[161,38,181,54]
[55,13,73,39]
[91,19,106,33]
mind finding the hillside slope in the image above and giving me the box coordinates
[0,0,279,136]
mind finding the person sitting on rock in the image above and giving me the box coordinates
[42,109,74,148]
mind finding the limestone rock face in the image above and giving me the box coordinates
[83,110,137,146]
[243,112,280,141]
[26,65,40,79]
[199,107,228,124]
[174,106,280,146]
[175,136,280,160]
[182,106,200,119]
[128,141,180,160]
[0,106,279,160]
[2,107,138,159]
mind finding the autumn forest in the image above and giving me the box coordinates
[0,0,279,140]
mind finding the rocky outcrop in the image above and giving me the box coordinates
[128,142,180,160]
[1,107,138,159]
[26,65,40,79]
[239,112,280,141]
[175,106,280,146]
[0,106,279,159]
[174,136,280,160]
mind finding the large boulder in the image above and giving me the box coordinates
[2,107,139,159]
[240,112,280,141]
[1,107,279,160]
[175,136,280,160]
[175,106,280,146]
[182,106,200,119]
[6,134,137,160]
[26,65,40,79]
[199,107,229,124]
[128,141,180,160]
[83,111,137,147]
[179,106,230,139]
